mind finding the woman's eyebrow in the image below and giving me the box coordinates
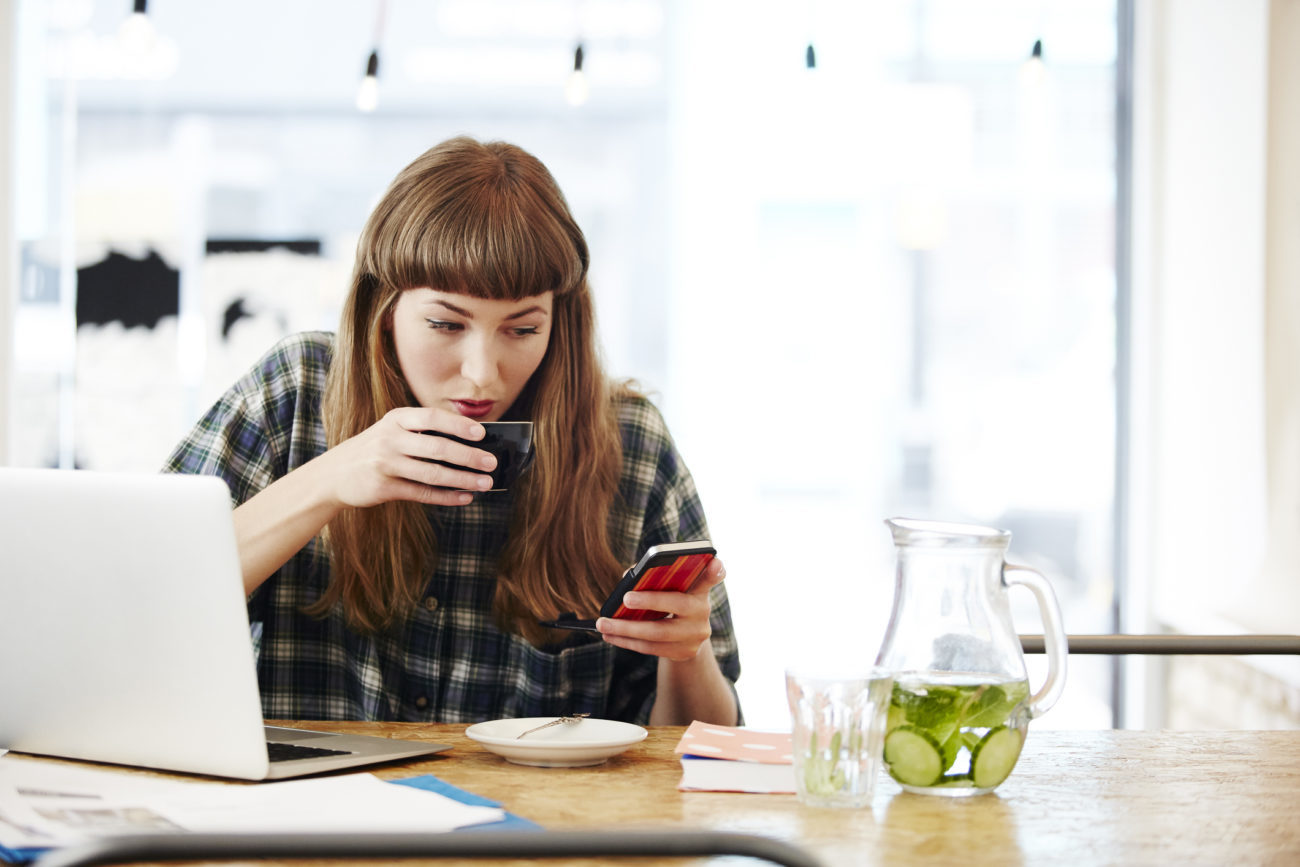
[431,300,548,320]
[432,299,474,317]
[503,305,549,321]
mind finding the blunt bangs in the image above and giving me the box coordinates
[361,139,589,303]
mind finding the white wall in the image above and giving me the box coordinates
[0,0,15,466]
[1130,0,1300,724]
[1254,0,1300,635]
[1146,0,1269,624]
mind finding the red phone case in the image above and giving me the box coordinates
[604,551,714,620]
[541,541,715,631]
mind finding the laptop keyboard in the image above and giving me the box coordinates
[267,741,353,762]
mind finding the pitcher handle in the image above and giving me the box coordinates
[1003,563,1069,718]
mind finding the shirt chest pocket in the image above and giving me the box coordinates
[495,636,619,720]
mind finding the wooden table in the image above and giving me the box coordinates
[16,723,1300,866]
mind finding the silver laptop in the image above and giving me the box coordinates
[0,467,450,780]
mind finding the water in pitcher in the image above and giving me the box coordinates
[883,671,1031,795]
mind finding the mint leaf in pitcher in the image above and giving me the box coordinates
[894,682,961,729]
[961,684,1016,728]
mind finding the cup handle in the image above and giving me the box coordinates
[1003,563,1069,718]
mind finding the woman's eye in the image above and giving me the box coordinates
[426,319,463,332]
[511,326,541,337]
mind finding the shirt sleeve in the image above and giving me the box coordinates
[161,378,279,506]
[161,333,333,620]
[161,332,332,505]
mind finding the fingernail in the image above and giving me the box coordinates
[479,454,497,470]
[457,492,473,504]
[469,423,485,439]
[476,475,493,490]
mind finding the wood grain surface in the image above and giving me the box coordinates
[11,724,1300,866]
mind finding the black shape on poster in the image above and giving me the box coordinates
[75,250,179,329]
[221,297,254,340]
[206,239,321,255]
[205,238,321,342]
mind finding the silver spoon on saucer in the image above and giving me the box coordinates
[515,713,591,739]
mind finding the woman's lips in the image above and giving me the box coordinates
[452,400,495,419]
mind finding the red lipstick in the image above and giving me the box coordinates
[453,400,495,419]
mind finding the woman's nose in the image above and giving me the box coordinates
[460,338,498,387]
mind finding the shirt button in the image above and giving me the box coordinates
[423,596,439,611]
[415,696,428,709]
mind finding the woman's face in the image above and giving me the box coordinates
[389,288,553,421]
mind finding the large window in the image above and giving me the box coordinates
[10,0,1120,730]
[666,0,1119,729]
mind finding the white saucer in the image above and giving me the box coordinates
[465,717,648,767]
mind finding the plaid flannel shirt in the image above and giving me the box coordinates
[163,332,741,723]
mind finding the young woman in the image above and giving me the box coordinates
[165,136,740,726]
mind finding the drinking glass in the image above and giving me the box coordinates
[785,667,893,808]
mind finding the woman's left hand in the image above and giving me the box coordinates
[596,557,727,661]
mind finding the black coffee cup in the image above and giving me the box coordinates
[424,421,534,492]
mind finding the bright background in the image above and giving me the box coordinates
[3,0,1296,731]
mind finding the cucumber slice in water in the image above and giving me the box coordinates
[883,725,944,787]
[970,726,1023,789]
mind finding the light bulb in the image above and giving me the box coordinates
[356,75,379,112]
[565,70,588,106]
[356,50,380,112]
[565,42,588,107]
[118,11,155,55]
[1020,39,1046,88]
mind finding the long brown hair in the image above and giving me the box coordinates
[312,136,630,644]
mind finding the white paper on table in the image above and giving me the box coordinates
[0,757,503,851]
[156,773,503,833]
[0,758,199,848]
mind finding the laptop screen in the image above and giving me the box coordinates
[0,469,274,779]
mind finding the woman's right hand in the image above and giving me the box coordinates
[322,406,499,509]
[232,407,497,594]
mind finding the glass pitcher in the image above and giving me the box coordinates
[873,518,1068,796]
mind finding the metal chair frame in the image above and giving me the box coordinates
[35,830,825,867]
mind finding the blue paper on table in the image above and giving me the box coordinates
[0,846,40,865]
[390,774,540,831]
[0,774,538,864]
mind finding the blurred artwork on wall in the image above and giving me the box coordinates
[74,245,183,472]
[15,241,351,473]
[76,250,180,330]
[198,240,349,412]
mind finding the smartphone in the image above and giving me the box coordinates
[541,540,717,632]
